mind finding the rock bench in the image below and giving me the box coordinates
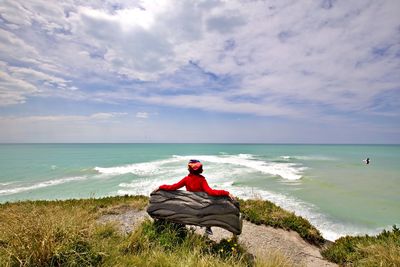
[147,190,243,235]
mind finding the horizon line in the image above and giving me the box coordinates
[1,142,399,145]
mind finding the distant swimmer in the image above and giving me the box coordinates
[363,157,370,165]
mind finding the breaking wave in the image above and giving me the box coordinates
[0,176,88,196]
[95,154,306,181]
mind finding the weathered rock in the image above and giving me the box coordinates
[147,190,243,235]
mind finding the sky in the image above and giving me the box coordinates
[0,0,399,143]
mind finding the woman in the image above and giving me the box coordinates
[156,159,235,235]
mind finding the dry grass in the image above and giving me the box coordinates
[0,202,100,266]
[0,196,302,267]
[0,196,147,266]
[254,249,298,267]
[357,242,400,267]
[321,225,400,266]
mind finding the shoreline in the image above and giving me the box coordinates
[0,193,393,243]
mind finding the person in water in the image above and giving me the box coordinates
[364,157,370,164]
[156,159,235,236]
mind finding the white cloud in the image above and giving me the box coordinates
[0,69,39,105]
[0,112,128,123]
[0,61,79,106]
[90,112,127,120]
[136,112,149,119]
[0,0,398,121]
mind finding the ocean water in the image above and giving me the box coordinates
[0,143,399,241]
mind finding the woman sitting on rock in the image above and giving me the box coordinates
[156,159,235,235]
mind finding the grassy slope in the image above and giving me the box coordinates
[0,195,398,266]
[0,196,294,267]
[239,199,325,246]
[321,226,400,266]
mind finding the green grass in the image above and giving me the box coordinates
[321,225,400,266]
[0,196,297,267]
[239,199,325,246]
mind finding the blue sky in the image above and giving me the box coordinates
[0,0,399,143]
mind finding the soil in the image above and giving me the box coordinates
[97,208,337,267]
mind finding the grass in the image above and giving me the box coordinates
[239,198,325,246]
[2,195,397,266]
[120,219,254,267]
[0,196,297,267]
[321,225,400,266]
[253,250,301,267]
[0,195,147,266]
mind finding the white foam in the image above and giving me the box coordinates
[173,154,305,180]
[0,176,87,196]
[94,157,182,176]
[282,155,336,161]
[0,182,16,186]
[117,178,167,196]
[95,154,305,181]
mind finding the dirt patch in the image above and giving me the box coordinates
[97,209,336,267]
[202,221,337,267]
[97,209,150,234]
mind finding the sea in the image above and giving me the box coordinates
[0,143,399,241]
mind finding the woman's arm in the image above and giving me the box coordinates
[201,178,230,196]
[159,177,186,191]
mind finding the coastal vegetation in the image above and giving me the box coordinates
[321,225,400,266]
[0,196,292,266]
[239,199,325,246]
[0,195,398,266]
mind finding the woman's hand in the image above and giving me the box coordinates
[151,187,160,194]
[229,193,236,201]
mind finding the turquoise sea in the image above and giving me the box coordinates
[0,144,399,241]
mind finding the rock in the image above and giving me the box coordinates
[147,190,243,235]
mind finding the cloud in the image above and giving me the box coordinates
[0,0,398,125]
[206,14,246,34]
[0,60,79,105]
[0,112,128,123]
[136,112,149,119]
[0,68,39,105]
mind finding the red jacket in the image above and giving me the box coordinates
[159,173,230,197]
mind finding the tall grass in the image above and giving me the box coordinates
[239,199,325,246]
[121,219,254,267]
[0,196,298,267]
[253,250,299,267]
[0,202,101,266]
[0,195,147,266]
[321,225,400,266]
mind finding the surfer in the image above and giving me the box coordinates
[363,157,370,165]
[155,159,235,236]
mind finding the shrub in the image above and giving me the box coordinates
[321,225,400,266]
